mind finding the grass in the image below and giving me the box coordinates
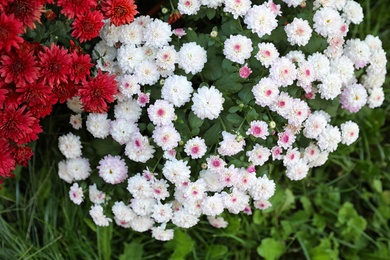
[1,0,390,259]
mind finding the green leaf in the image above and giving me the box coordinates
[204,122,222,146]
[91,137,122,156]
[97,225,113,260]
[206,8,216,20]
[206,244,228,259]
[188,111,204,129]
[203,55,224,81]
[238,85,254,104]
[257,238,285,260]
[119,242,143,260]
[226,113,244,126]
[246,108,259,122]
[165,230,194,260]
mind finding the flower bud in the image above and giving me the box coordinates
[269,121,276,129]
[210,31,218,38]
[161,7,169,14]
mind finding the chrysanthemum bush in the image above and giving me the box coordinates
[8,0,388,241]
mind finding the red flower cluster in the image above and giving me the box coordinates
[0,0,137,185]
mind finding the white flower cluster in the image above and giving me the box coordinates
[57,0,387,241]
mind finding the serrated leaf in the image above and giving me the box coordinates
[165,230,194,260]
[188,111,204,129]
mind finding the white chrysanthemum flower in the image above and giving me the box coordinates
[218,131,245,156]
[117,44,144,74]
[191,85,224,120]
[252,77,280,107]
[110,119,138,145]
[246,120,269,139]
[147,100,175,126]
[365,34,383,53]
[254,199,272,210]
[206,155,226,174]
[155,45,177,71]
[127,173,153,199]
[58,133,82,159]
[152,203,173,223]
[310,150,329,167]
[172,209,199,228]
[296,61,315,88]
[178,42,207,74]
[114,99,142,122]
[66,96,84,113]
[271,146,283,160]
[313,0,337,9]
[142,45,158,60]
[58,160,72,183]
[277,129,296,149]
[112,201,136,228]
[246,144,271,166]
[201,0,224,8]
[183,179,207,202]
[89,204,112,226]
[224,0,251,19]
[308,52,330,81]
[178,0,201,15]
[367,87,385,109]
[95,58,119,74]
[368,49,387,74]
[286,50,306,64]
[303,112,328,139]
[89,184,108,204]
[317,73,342,100]
[269,57,297,87]
[125,132,155,163]
[340,83,367,113]
[270,92,293,118]
[317,125,341,152]
[313,7,344,38]
[330,56,355,85]
[152,124,181,151]
[86,113,110,139]
[362,71,386,90]
[202,194,225,216]
[286,159,309,181]
[256,42,279,68]
[66,157,91,181]
[343,39,371,69]
[199,170,224,192]
[151,226,174,241]
[235,169,257,191]
[340,121,359,145]
[283,0,304,7]
[342,0,363,24]
[131,198,156,216]
[150,178,170,200]
[134,15,154,28]
[184,137,207,159]
[69,114,82,130]
[143,19,172,48]
[249,175,276,201]
[100,21,121,46]
[218,165,240,188]
[287,99,310,127]
[134,60,160,86]
[285,18,312,46]
[162,159,191,185]
[244,4,278,38]
[130,216,155,232]
[117,74,141,98]
[303,143,321,163]
[97,155,128,184]
[119,23,143,45]
[283,148,301,167]
[207,216,228,228]
[222,189,249,214]
[93,41,117,61]
[69,183,84,205]
[161,75,193,107]
[223,35,253,64]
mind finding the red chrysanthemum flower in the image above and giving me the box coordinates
[57,0,97,19]
[0,106,42,145]
[78,69,118,113]
[52,80,78,104]
[69,52,93,84]
[14,145,34,167]
[3,0,44,30]
[17,41,43,56]
[0,13,24,52]
[101,0,138,26]
[0,138,16,178]
[38,43,71,86]
[0,85,8,109]
[0,81,21,110]
[16,79,57,108]
[71,11,104,43]
[0,50,40,88]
